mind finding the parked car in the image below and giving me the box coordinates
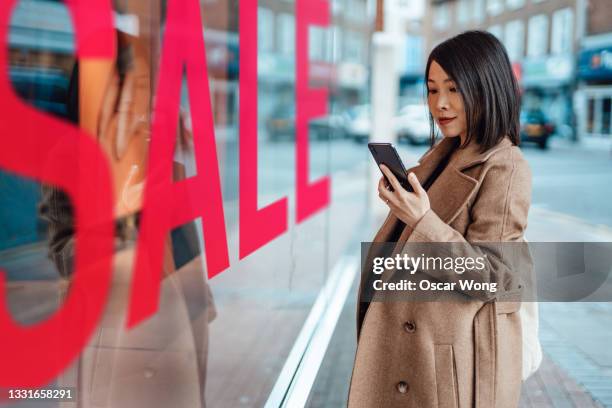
[394,104,431,145]
[520,109,555,149]
[266,105,295,141]
[345,105,371,143]
[266,106,348,141]
[309,113,348,140]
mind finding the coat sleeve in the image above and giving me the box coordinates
[403,149,532,301]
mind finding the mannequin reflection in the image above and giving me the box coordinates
[39,25,215,408]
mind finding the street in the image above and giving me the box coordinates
[222,136,612,230]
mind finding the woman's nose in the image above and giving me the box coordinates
[436,92,449,110]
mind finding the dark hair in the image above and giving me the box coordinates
[425,30,521,151]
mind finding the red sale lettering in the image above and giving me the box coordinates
[295,0,331,223]
[0,0,115,387]
[127,0,230,328]
[239,0,288,259]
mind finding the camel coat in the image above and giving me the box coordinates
[348,136,532,408]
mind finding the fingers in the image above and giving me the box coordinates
[377,176,395,205]
[407,172,426,197]
[379,165,402,192]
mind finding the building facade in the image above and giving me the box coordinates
[575,0,612,139]
[423,0,580,139]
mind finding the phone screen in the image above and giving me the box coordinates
[368,143,413,192]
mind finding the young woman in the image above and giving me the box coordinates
[348,31,531,407]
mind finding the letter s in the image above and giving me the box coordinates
[0,0,115,386]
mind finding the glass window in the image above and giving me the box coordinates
[504,20,525,61]
[528,14,548,57]
[332,25,343,61]
[433,4,450,31]
[258,6,275,53]
[344,30,364,63]
[602,97,611,135]
[1,1,374,407]
[473,0,485,23]
[551,7,574,55]
[278,13,295,56]
[506,0,524,10]
[458,0,470,25]
[487,0,504,16]
[346,0,367,23]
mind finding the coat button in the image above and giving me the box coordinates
[403,321,416,333]
[396,381,409,394]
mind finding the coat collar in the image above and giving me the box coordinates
[413,135,513,173]
[374,137,513,243]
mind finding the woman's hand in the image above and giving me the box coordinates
[378,164,430,227]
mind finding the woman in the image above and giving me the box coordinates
[348,31,531,407]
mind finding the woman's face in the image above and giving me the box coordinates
[427,61,467,142]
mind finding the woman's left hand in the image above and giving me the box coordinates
[378,165,431,227]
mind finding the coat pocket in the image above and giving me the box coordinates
[434,344,460,408]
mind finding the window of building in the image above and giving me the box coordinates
[346,0,367,23]
[488,24,503,42]
[277,13,295,56]
[458,0,470,25]
[551,7,573,55]
[433,4,450,30]
[473,0,485,23]
[486,0,504,16]
[309,26,327,61]
[344,30,364,63]
[528,14,548,57]
[504,20,524,61]
[258,7,274,54]
[506,0,524,10]
[332,25,343,61]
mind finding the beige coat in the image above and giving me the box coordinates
[348,136,532,408]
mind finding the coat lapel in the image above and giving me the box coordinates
[392,137,513,242]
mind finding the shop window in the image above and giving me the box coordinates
[602,97,611,135]
[587,98,595,133]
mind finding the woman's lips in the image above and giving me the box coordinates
[438,117,456,126]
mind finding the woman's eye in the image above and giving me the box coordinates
[449,87,458,93]
[427,89,438,94]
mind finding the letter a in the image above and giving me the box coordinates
[239,0,288,259]
[128,0,229,328]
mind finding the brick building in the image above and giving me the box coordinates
[423,0,581,138]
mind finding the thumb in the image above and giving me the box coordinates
[408,172,426,196]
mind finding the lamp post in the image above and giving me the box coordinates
[369,0,400,214]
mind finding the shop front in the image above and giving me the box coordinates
[576,45,612,139]
[520,54,575,140]
[0,0,374,406]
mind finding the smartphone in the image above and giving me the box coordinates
[368,142,413,192]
